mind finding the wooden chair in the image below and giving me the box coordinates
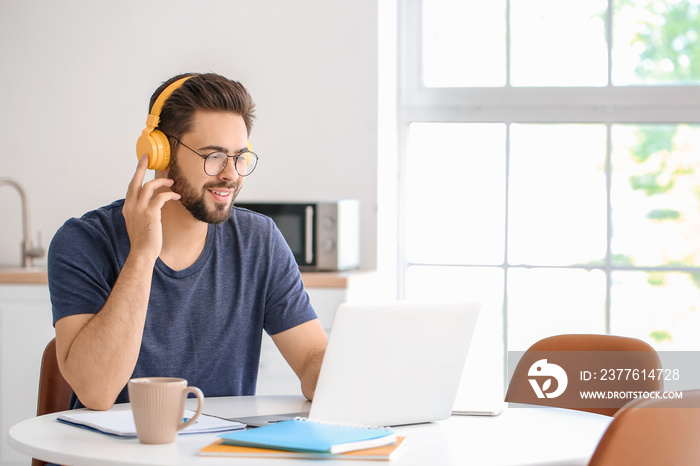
[33,338,72,466]
[505,334,662,416]
[589,389,700,465]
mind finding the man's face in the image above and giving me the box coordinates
[167,111,248,224]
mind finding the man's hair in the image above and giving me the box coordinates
[150,72,256,141]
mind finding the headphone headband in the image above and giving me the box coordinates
[149,76,193,124]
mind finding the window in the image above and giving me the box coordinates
[396,0,700,386]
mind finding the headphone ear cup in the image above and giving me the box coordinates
[149,130,171,171]
[136,130,171,171]
[245,140,253,165]
[136,132,156,166]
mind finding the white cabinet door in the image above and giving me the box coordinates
[0,285,54,466]
[255,288,347,396]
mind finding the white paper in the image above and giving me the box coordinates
[57,409,245,438]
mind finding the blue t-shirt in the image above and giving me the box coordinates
[48,200,317,409]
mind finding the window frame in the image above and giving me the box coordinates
[395,0,700,346]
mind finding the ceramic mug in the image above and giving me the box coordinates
[128,377,204,444]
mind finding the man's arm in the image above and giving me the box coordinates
[271,319,328,400]
[54,156,180,410]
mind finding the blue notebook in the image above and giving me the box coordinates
[218,419,396,454]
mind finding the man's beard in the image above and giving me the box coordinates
[168,158,240,225]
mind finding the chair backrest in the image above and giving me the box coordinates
[505,334,662,416]
[33,337,73,466]
[37,338,72,416]
[588,389,700,465]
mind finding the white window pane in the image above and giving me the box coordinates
[611,271,700,351]
[508,268,606,351]
[612,0,700,85]
[510,0,608,86]
[508,124,607,266]
[422,0,506,87]
[406,123,506,265]
[406,265,505,406]
[611,125,700,267]
[406,265,503,307]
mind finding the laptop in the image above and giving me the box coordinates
[234,301,480,427]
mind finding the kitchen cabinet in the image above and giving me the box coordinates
[255,272,373,396]
[0,284,54,466]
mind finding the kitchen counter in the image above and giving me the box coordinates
[0,268,48,285]
[0,268,361,289]
[300,271,359,288]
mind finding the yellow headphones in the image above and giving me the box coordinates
[136,76,254,171]
[136,76,192,171]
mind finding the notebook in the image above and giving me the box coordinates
[57,409,245,438]
[236,302,480,427]
[217,418,395,453]
[200,436,407,460]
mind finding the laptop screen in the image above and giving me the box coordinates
[309,302,480,426]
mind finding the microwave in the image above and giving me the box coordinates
[236,200,361,271]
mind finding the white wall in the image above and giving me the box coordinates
[0,0,378,271]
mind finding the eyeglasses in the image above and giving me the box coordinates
[167,135,258,177]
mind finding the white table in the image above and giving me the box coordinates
[9,396,611,465]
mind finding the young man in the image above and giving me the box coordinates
[48,73,327,410]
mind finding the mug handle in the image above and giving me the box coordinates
[178,386,204,431]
